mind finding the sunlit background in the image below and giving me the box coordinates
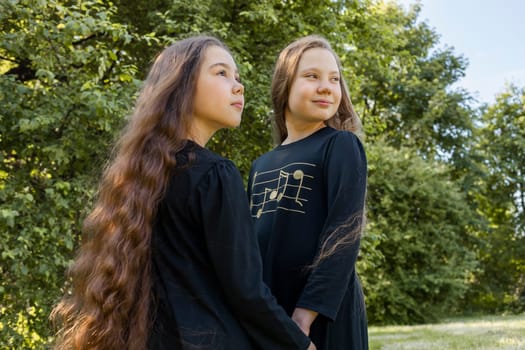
[394,0,525,105]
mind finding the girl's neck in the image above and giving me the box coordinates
[282,121,326,145]
[187,119,216,147]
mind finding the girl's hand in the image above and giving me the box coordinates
[307,341,317,350]
[292,307,319,336]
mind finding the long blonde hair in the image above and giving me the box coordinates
[50,36,230,350]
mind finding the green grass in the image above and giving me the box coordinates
[369,314,525,349]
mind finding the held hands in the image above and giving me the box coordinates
[292,307,318,336]
[292,307,319,350]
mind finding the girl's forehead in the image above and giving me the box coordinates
[297,48,338,71]
[202,46,236,67]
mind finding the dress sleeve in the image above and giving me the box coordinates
[296,132,368,321]
[192,160,311,350]
[247,161,255,201]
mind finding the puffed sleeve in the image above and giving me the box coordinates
[191,160,311,349]
[296,132,367,321]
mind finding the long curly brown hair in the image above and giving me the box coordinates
[271,34,362,143]
[50,36,230,350]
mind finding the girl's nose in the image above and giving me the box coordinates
[233,81,244,95]
[317,81,332,94]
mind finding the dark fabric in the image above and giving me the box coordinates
[248,127,369,350]
[149,141,311,350]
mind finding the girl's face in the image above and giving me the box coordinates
[191,45,244,140]
[285,48,341,126]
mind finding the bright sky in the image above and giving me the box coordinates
[394,0,525,106]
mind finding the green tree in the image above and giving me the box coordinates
[339,1,476,170]
[0,1,147,347]
[361,140,479,324]
[465,84,525,312]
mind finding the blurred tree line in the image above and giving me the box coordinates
[0,0,523,347]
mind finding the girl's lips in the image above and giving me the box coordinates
[313,100,331,106]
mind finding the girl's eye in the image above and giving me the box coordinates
[235,76,242,83]
[331,77,340,82]
[305,73,317,79]
[218,70,227,76]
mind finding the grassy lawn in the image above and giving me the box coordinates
[369,314,525,349]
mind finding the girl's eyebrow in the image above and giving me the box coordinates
[299,67,339,74]
[209,62,239,74]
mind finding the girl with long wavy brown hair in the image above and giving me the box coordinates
[247,35,368,349]
[51,35,315,350]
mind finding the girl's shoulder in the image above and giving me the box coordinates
[298,127,361,148]
[323,129,367,167]
[308,127,364,156]
[173,141,239,187]
[325,127,360,141]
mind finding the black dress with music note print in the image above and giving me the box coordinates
[248,126,368,350]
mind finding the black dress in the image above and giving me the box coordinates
[149,141,310,350]
[248,127,369,349]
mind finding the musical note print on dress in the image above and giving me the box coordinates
[250,162,315,218]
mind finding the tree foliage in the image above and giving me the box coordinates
[361,140,479,324]
[339,2,475,167]
[0,0,146,347]
[464,85,525,313]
